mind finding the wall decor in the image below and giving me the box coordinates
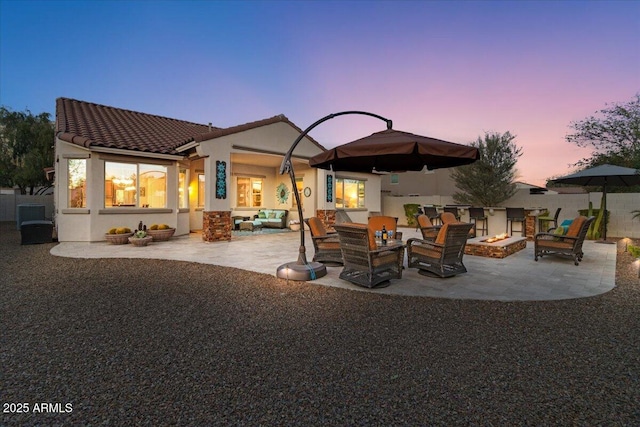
[215,160,227,199]
[276,182,290,204]
[303,187,311,197]
[326,175,333,203]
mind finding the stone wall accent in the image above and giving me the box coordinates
[202,211,231,242]
[316,209,336,230]
[465,237,527,259]
[525,210,537,240]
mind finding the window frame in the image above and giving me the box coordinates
[104,161,168,208]
[236,176,264,208]
[335,177,366,209]
[67,158,87,208]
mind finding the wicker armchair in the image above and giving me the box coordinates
[407,222,474,278]
[534,216,595,266]
[416,214,441,241]
[334,223,405,288]
[307,217,343,265]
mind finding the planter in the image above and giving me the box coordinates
[128,236,153,246]
[105,232,134,245]
[146,228,176,242]
[289,224,301,232]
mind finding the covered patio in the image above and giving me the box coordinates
[51,226,616,301]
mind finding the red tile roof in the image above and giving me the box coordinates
[55,98,214,155]
[55,98,326,156]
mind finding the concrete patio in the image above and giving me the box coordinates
[51,227,617,301]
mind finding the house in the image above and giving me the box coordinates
[54,98,382,242]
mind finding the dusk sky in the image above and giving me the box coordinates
[1,0,638,186]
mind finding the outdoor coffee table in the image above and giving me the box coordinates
[239,220,262,232]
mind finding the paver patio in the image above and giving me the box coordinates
[51,227,616,301]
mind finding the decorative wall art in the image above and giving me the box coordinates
[215,161,226,199]
[276,182,290,204]
[326,175,333,203]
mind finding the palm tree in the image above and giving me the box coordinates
[633,210,640,220]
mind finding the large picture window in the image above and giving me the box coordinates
[178,168,188,209]
[336,178,365,209]
[68,159,86,208]
[236,177,263,208]
[104,161,167,208]
[197,174,205,208]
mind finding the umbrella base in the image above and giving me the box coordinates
[276,261,327,281]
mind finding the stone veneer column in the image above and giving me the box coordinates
[524,210,537,240]
[202,211,232,242]
[316,209,336,230]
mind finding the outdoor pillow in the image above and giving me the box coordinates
[258,211,266,219]
[560,219,573,227]
[554,226,568,236]
[268,212,277,219]
[276,211,285,219]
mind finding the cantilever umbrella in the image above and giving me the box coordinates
[309,128,479,172]
[552,164,640,242]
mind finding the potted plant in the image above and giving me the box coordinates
[289,219,301,231]
[146,223,176,241]
[105,227,134,245]
[128,228,153,247]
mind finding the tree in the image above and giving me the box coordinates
[452,131,523,207]
[0,107,55,194]
[566,94,640,170]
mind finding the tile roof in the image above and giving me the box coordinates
[55,98,215,155]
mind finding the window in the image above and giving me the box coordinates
[236,177,263,208]
[104,161,167,208]
[178,168,188,209]
[336,178,365,209]
[292,177,304,208]
[197,174,205,207]
[68,159,86,208]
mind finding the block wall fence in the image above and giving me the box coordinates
[382,191,640,238]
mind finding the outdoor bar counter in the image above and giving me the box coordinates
[430,206,547,240]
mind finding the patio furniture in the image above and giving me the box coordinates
[423,206,441,226]
[468,207,488,236]
[334,223,405,288]
[443,206,461,221]
[537,208,561,233]
[335,209,353,224]
[407,222,474,278]
[534,215,595,266]
[239,220,262,231]
[20,220,53,245]
[232,216,250,230]
[307,217,343,265]
[368,215,403,240]
[416,214,441,241]
[506,207,526,236]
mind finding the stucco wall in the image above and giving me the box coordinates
[382,190,640,238]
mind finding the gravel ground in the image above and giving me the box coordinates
[1,221,639,426]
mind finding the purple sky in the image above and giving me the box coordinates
[2,1,638,186]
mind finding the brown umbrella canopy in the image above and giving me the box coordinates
[309,128,479,172]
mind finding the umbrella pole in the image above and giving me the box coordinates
[276,111,392,281]
[596,180,615,244]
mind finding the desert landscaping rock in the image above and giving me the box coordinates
[1,221,639,425]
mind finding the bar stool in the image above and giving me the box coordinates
[444,206,461,221]
[468,207,488,236]
[506,207,526,236]
[538,208,561,232]
[423,206,441,226]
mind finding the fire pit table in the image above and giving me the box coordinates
[464,234,527,259]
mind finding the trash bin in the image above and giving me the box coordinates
[20,220,53,245]
[16,204,46,230]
